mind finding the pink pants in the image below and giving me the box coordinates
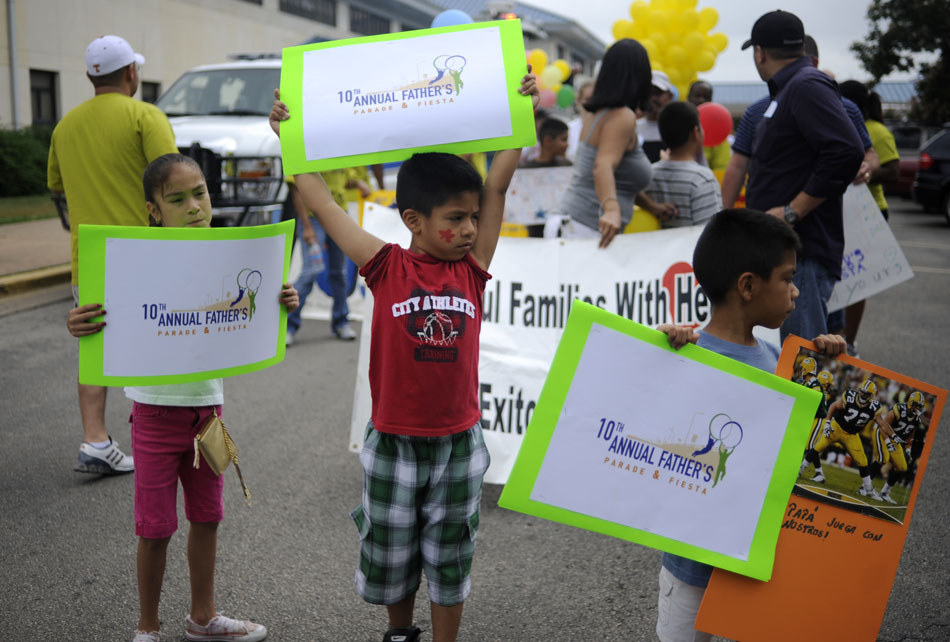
[130,402,224,539]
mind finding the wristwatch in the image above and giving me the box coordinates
[783,204,799,225]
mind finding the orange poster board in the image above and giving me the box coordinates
[696,336,946,642]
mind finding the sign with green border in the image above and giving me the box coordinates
[498,302,822,581]
[77,221,294,386]
[279,19,536,174]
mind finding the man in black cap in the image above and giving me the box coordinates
[740,10,863,343]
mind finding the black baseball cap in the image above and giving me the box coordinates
[741,10,805,50]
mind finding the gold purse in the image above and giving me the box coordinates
[193,409,252,505]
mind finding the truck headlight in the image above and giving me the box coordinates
[223,157,282,202]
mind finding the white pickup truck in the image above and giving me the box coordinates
[155,55,286,226]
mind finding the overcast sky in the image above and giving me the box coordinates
[536,0,922,84]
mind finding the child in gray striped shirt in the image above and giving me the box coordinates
[646,101,722,228]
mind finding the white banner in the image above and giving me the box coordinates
[349,183,913,483]
[504,166,575,225]
[827,184,914,312]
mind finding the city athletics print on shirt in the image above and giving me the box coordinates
[390,287,477,363]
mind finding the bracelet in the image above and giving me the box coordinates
[599,195,619,216]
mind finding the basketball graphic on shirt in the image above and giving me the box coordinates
[418,311,458,346]
[403,287,474,363]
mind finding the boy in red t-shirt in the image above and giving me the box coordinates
[269,72,539,642]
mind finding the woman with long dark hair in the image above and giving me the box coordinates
[560,39,655,247]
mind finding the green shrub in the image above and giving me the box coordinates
[0,126,52,196]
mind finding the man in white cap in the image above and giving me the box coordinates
[49,35,178,475]
[638,70,674,163]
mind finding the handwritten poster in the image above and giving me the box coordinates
[504,166,575,225]
[827,184,913,312]
[496,302,822,580]
[279,20,536,173]
[77,222,294,386]
[696,336,946,641]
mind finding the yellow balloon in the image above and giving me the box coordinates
[665,67,683,85]
[677,9,699,32]
[528,49,548,72]
[553,59,571,82]
[630,21,649,40]
[698,7,719,31]
[649,9,670,30]
[612,19,632,42]
[677,0,698,9]
[667,45,687,66]
[540,65,562,88]
[683,30,705,54]
[696,49,716,72]
[641,38,659,64]
[648,31,668,50]
[708,32,729,52]
[630,0,650,22]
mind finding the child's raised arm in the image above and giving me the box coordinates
[470,70,539,270]
[270,91,386,267]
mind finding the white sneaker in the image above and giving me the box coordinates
[880,491,897,505]
[132,631,160,642]
[74,438,134,474]
[285,331,295,346]
[810,472,825,483]
[334,323,357,341]
[184,614,267,642]
[858,486,882,501]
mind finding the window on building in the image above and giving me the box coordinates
[279,0,336,25]
[141,81,162,104]
[557,45,566,60]
[30,69,58,125]
[350,6,389,35]
[235,0,263,4]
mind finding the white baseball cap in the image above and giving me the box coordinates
[85,35,145,76]
[651,71,673,93]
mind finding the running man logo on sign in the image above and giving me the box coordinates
[342,53,466,116]
[595,411,746,495]
[141,267,264,338]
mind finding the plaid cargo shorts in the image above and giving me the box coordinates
[350,422,490,606]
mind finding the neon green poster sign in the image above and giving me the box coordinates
[279,20,537,174]
[77,221,294,386]
[498,302,822,581]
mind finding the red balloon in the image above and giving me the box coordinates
[539,88,557,109]
[697,102,732,147]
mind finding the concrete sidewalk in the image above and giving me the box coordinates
[0,218,71,296]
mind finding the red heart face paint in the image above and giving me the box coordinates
[439,229,456,243]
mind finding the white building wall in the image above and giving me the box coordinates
[0,0,358,127]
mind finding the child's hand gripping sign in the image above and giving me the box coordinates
[278,19,537,174]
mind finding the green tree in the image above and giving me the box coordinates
[851,0,950,123]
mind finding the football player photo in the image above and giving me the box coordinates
[791,346,936,525]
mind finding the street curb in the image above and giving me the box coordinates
[0,264,71,297]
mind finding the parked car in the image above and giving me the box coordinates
[884,124,927,198]
[154,55,286,226]
[911,127,950,223]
